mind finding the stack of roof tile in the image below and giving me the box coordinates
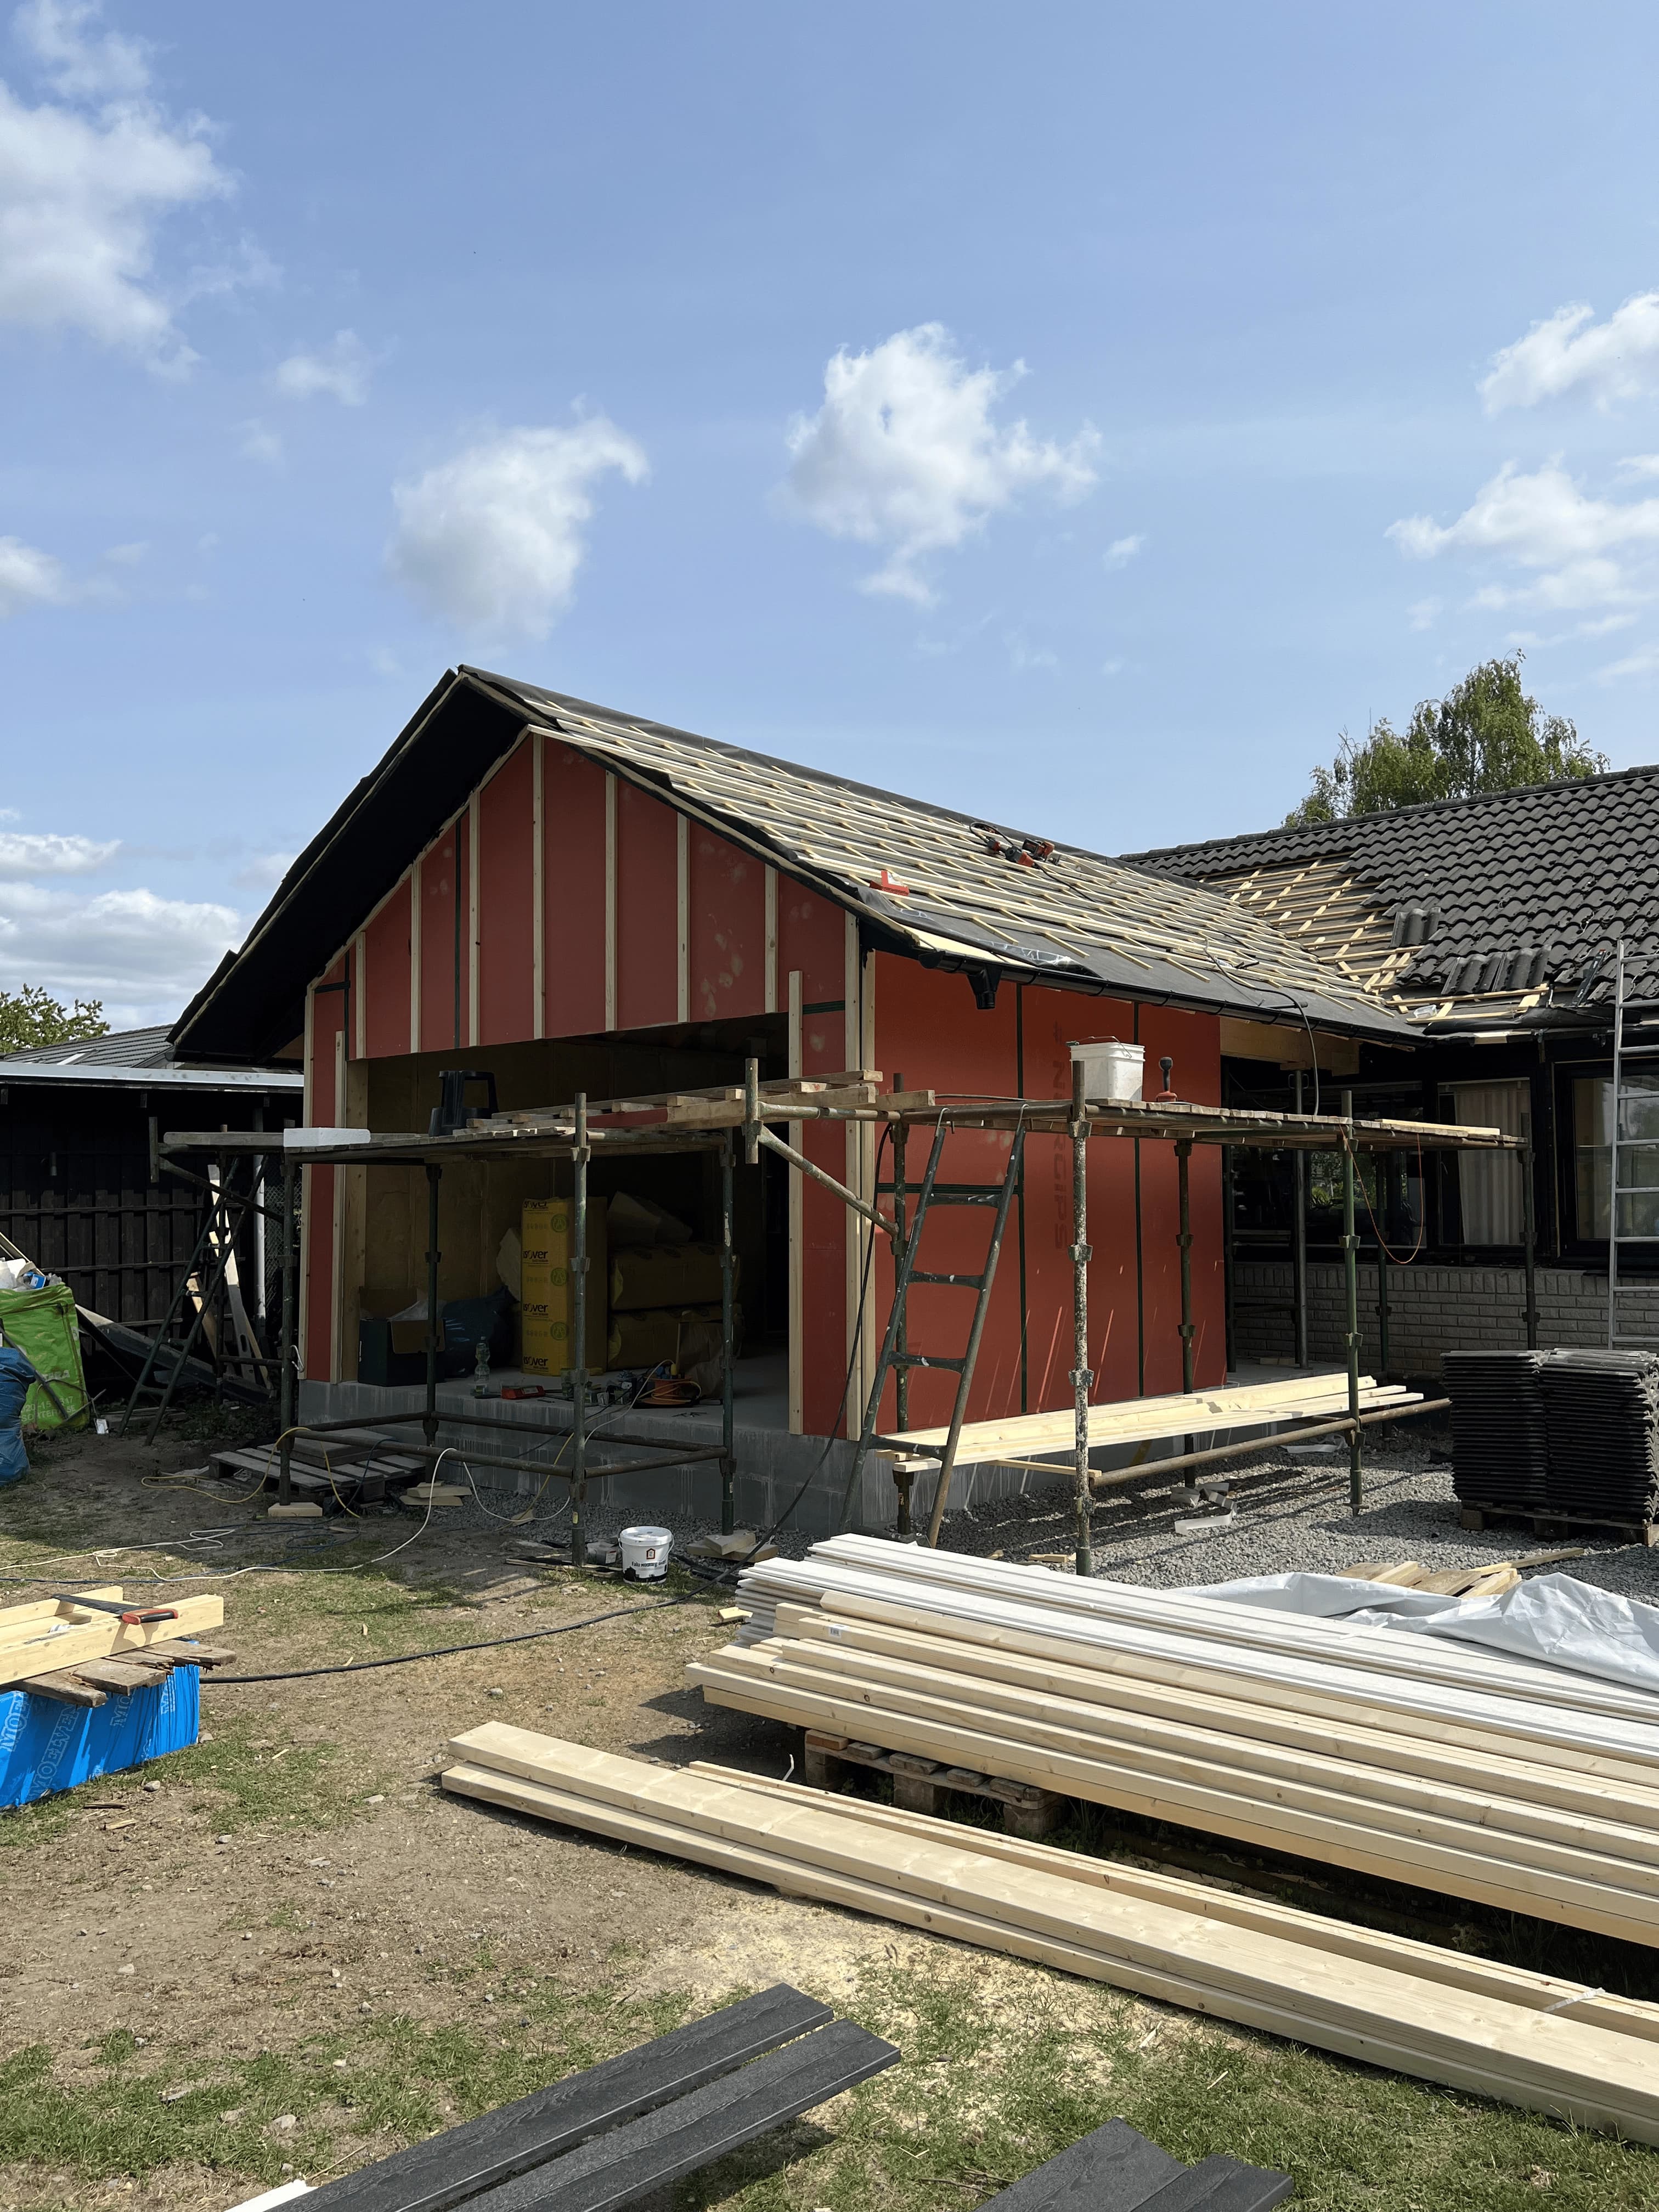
[1442,1350,1550,1509]
[1541,1350,1659,1524]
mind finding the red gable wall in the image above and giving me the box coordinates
[302,732,1227,1422]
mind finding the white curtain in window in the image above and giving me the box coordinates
[1451,1081,1528,1245]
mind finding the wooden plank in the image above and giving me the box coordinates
[688,1661,1659,1945]
[0,1586,124,1638]
[782,1580,1659,1781]
[0,1596,224,1691]
[441,1736,1659,2139]
[18,1671,106,1707]
[774,1606,1659,1828]
[805,1542,1659,1726]
[690,1762,1659,2046]
[73,1658,176,1691]
[712,1641,1659,1894]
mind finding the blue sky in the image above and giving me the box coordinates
[7,2,1659,1025]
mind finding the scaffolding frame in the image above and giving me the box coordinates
[162,1061,1525,1569]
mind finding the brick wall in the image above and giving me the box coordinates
[1231,1260,1658,1373]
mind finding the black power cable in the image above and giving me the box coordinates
[200,1595,693,1683]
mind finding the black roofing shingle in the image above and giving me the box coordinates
[0,1024,176,1069]
[1124,765,1659,1006]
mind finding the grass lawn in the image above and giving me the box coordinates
[0,1419,1655,2209]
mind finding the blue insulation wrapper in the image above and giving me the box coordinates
[0,1663,200,1807]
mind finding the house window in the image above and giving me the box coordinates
[1447,1080,1529,1245]
[1573,1070,1659,1240]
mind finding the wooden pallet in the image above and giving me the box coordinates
[802,1727,1065,1838]
[1458,1503,1659,1548]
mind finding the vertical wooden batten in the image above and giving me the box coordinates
[676,811,690,1024]
[408,856,422,1055]
[329,1025,347,1385]
[299,981,316,1376]
[764,867,778,1014]
[604,772,618,1033]
[844,912,865,1426]
[466,800,481,1049]
[532,733,546,1039]
[352,933,367,1062]
[787,967,804,1435]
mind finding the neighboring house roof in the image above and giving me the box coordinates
[1124,764,1659,1031]
[174,667,1420,1061]
[0,1024,302,1092]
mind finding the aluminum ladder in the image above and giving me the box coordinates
[837,1115,1026,1541]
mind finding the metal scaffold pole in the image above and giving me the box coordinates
[1341,1089,1363,1515]
[1292,1068,1310,1367]
[720,1129,736,1535]
[422,1165,442,1450]
[278,1153,298,1507]
[1070,1059,1093,1577]
[1176,1138,1194,1393]
[571,1093,590,1570]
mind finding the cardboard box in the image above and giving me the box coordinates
[520,1200,606,1370]
[357,1284,427,1386]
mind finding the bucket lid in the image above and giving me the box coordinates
[619,1525,673,1543]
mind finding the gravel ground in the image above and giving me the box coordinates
[940,1433,1659,1604]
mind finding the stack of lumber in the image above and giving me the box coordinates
[1337,1557,1522,1597]
[0,1588,227,1707]
[443,1724,1659,2143]
[881,1370,1422,1480]
[694,1537,1659,1943]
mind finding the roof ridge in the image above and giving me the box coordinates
[1128,757,1659,863]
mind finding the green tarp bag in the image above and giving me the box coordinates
[0,1284,91,1430]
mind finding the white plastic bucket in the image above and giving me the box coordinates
[618,1525,674,1579]
[1069,1040,1144,1104]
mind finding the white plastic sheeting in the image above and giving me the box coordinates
[1194,1570,1659,1701]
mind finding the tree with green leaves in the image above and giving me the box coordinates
[1284,654,1607,826]
[0,986,108,1054]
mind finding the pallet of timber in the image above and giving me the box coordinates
[698,1546,1659,1943]
[441,1725,1659,2144]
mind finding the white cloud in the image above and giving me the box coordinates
[387,416,648,639]
[15,0,147,101]
[102,537,144,563]
[239,417,282,466]
[1481,294,1659,413]
[1103,534,1143,569]
[1388,459,1659,614]
[0,533,71,614]
[0,879,240,1022]
[0,0,232,374]
[230,849,294,893]
[0,830,117,876]
[274,328,372,405]
[1407,596,1442,631]
[781,323,1098,605]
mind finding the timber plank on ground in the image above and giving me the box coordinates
[441,1730,1659,2142]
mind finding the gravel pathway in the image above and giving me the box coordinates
[937,1433,1659,1604]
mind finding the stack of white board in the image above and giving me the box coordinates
[695,1537,1659,1944]
[443,1724,1659,2144]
